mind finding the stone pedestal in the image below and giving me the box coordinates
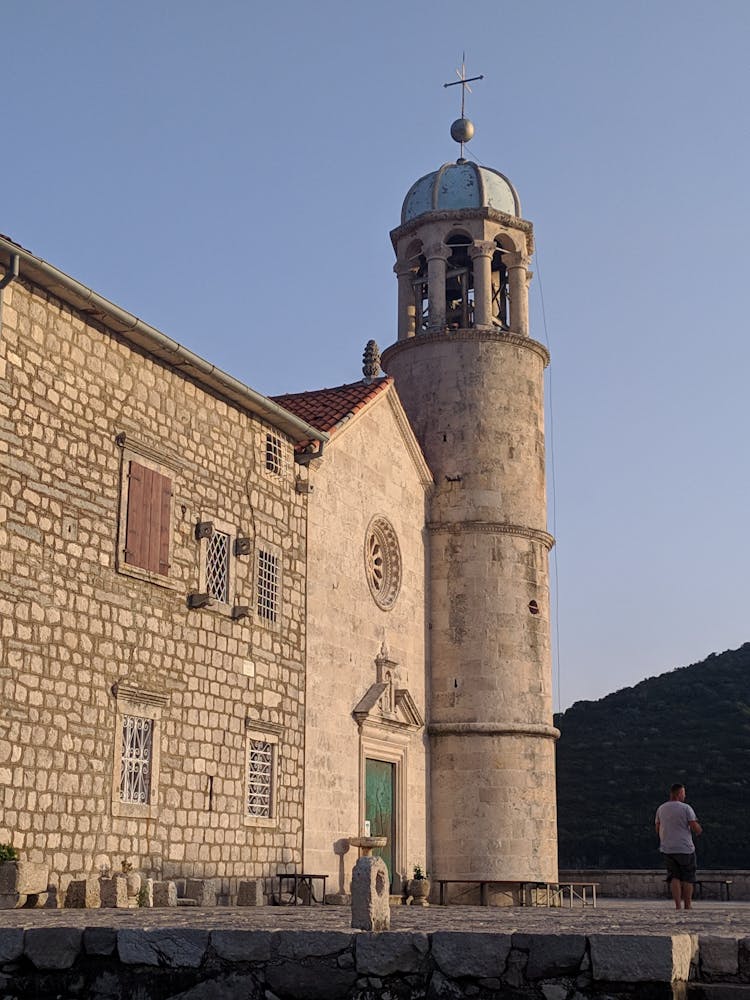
[185,878,217,907]
[65,878,101,908]
[0,861,49,908]
[237,879,265,907]
[351,856,390,932]
[152,881,178,907]
[100,876,129,908]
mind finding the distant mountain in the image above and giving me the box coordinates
[554,642,750,869]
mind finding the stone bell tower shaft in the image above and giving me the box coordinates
[382,145,559,884]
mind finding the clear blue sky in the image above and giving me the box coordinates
[3,1,749,710]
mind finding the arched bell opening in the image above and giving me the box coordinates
[445,234,474,329]
[491,239,510,329]
[409,246,428,334]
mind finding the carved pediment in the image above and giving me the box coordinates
[352,641,424,732]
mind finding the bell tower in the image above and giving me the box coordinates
[381,106,559,885]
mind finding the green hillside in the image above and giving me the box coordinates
[554,642,750,869]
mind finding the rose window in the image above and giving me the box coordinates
[365,516,401,610]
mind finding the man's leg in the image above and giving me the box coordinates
[670,877,682,909]
[682,881,694,909]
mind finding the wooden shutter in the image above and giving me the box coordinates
[125,461,172,575]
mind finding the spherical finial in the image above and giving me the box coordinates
[450,117,475,144]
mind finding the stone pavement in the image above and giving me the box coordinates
[1,898,749,936]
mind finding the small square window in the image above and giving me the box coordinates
[257,549,279,623]
[265,433,284,475]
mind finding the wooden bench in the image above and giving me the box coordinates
[436,879,518,906]
[695,878,732,901]
[276,872,327,905]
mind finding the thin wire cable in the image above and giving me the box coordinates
[533,243,563,715]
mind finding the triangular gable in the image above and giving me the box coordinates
[274,378,432,488]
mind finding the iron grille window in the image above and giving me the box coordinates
[257,550,279,622]
[206,529,230,603]
[247,739,274,817]
[120,715,153,804]
[265,434,283,475]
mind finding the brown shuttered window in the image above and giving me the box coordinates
[125,462,172,575]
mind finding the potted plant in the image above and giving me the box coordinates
[407,863,430,907]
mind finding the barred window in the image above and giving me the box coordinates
[206,529,230,603]
[265,433,284,475]
[120,715,153,804]
[257,550,279,622]
[247,738,274,818]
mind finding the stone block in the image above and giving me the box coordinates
[700,936,739,977]
[211,929,273,962]
[432,932,512,979]
[0,861,48,896]
[84,927,117,956]
[152,880,178,907]
[0,928,24,963]
[351,856,390,932]
[523,934,587,979]
[142,877,154,907]
[117,929,209,967]
[589,933,693,983]
[265,960,356,1000]
[65,878,101,908]
[277,931,355,960]
[356,932,429,975]
[237,879,265,906]
[100,876,129,908]
[25,927,83,969]
[184,877,217,906]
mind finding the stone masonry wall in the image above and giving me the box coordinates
[304,389,429,893]
[0,276,308,900]
[1,924,744,999]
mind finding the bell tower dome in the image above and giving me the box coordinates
[382,113,559,887]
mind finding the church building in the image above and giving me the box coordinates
[0,112,557,904]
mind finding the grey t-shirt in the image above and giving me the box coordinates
[656,800,698,854]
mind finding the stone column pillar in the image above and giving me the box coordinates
[469,241,495,328]
[425,243,450,332]
[506,252,530,336]
[394,260,417,340]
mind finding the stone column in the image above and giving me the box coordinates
[506,252,530,336]
[394,260,417,340]
[425,243,450,332]
[469,241,495,328]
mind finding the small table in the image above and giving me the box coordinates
[276,872,327,906]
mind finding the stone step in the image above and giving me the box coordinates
[176,898,198,907]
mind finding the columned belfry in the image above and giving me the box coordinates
[382,104,559,884]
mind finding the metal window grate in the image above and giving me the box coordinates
[257,550,278,622]
[247,739,273,817]
[206,529,230,603]
[120,715,153,804]
[265,434,283,475]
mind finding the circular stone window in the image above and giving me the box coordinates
[364,516,402,610]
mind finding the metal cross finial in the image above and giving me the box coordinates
[443,53,483,118]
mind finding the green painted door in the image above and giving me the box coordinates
[365,758,395,888]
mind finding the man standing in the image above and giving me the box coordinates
[655,783,703,910]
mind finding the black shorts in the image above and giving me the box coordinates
[663,852,696,884]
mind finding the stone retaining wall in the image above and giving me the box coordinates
[561,870,750,901]
[0,926,748,998]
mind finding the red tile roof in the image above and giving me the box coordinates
[271,377,392,436]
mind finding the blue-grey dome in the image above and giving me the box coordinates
[401,161,520,224]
